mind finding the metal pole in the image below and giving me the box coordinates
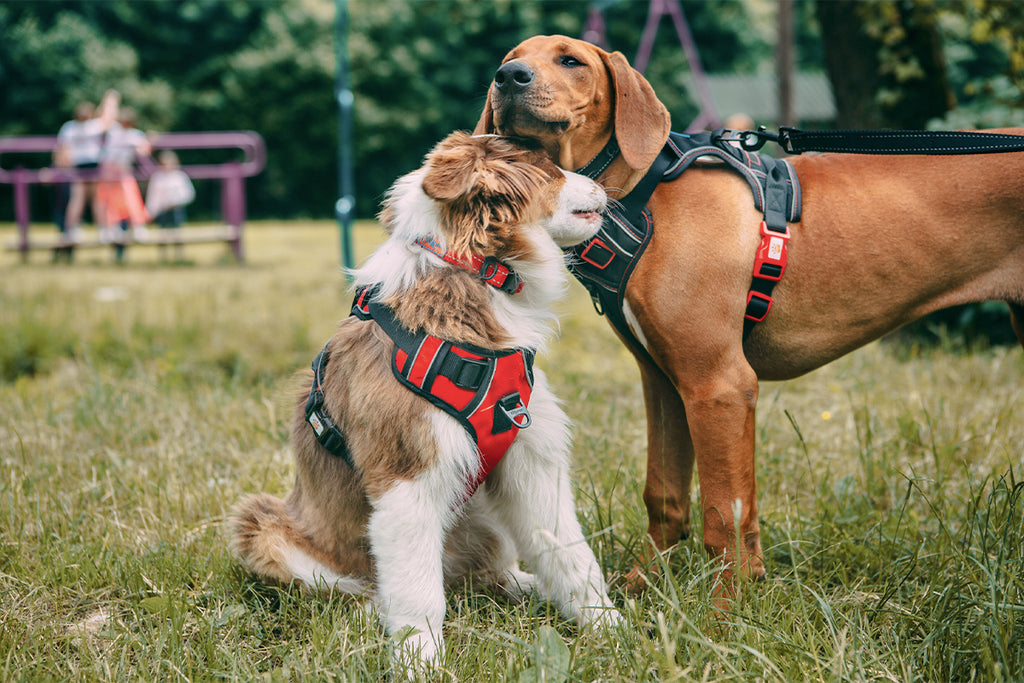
[335,0,355,274]
[776,0,796,127]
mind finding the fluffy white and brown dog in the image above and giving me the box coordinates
[231,132,618,667]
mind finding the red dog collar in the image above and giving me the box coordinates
[416,237,524,294]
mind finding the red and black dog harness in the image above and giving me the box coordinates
[305,285,534,499]
[568,129,802,344]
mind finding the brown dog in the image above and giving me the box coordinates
[475,34,1024,588]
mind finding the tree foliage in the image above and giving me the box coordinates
[0,0,774,220]
[1,0,1023,221]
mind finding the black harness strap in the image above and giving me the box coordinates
[568,130,801,347]
[304,344,354,467]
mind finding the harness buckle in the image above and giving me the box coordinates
[493,392,531,433]
[438,349,489,390]
[744,290,773,323]
[478,256,523,293]
[751,220,790,282]
[305,388,350,460]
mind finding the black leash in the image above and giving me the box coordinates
[737,126,1024,156]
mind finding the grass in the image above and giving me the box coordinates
[1,220,1022,681]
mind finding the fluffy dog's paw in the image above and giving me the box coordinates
[391,627,444,672]
[578,602,621,629]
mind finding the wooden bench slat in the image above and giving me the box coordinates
[5,225,240,251]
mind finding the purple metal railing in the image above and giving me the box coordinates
[0,131,266,261]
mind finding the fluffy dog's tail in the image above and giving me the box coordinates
[230,494,369,595]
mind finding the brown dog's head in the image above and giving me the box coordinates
[474,35,670,175]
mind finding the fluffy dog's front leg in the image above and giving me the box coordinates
[368,478,451,666]
[491,377,620,627]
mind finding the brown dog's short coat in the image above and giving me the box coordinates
[476,34,1024,588]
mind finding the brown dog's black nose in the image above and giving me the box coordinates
[494,61,534,92]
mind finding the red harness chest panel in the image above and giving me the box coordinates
[352,286,534,498]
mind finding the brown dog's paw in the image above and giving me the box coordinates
[620,563,661,596]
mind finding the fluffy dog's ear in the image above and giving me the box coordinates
[421,133,481,202]
[600,50,670,172]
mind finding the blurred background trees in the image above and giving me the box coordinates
[2,0,1022,345]
[1,0,1023,220]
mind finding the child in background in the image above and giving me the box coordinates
[145,150,195,261]
[96,102,152,245]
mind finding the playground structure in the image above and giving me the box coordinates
[583,0,722,132]
[0,131,266,263]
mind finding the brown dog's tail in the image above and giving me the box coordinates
[230,494,369,595]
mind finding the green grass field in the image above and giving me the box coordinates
[2,220,1022,681]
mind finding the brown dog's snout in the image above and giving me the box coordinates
[494,61,534,92]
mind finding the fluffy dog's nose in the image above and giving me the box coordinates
[494,61,534,92]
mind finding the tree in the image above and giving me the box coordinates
[816,0,954,129]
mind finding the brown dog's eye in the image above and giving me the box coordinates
[560,55,584,68]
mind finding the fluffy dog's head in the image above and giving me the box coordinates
[380,131,605,264]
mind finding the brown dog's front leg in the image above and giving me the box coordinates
[681,364,766,590]
[624,358,695,593]
[639,358,694,549]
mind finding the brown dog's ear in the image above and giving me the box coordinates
[473,90,496,135]
[601,50,670,172]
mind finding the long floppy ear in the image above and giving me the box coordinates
[473,89,496,134]
[600,50,671,172]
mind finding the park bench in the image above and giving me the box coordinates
[0,131,265,262]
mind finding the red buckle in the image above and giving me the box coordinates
[744,290,773,322]
[751,220,790,282]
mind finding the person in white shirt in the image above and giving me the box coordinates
[56,95,116,243]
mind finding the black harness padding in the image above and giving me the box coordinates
[566,130,802,347]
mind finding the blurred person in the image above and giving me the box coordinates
[723,112,755,131]
[47,140,74,262]
[145,150,195,261]
[96,100,152,244]
[57,98,114,244]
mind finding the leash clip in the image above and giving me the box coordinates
[731,126,798,155]
[735,126,777,152]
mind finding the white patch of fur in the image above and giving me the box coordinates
[282,547,370,595]
[547,170,608,247]
[367,411,478,664]
[621,298,650,352]
[485,371,620,628]
[350,168,443,301]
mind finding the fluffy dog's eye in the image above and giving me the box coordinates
[560,55,584,68]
